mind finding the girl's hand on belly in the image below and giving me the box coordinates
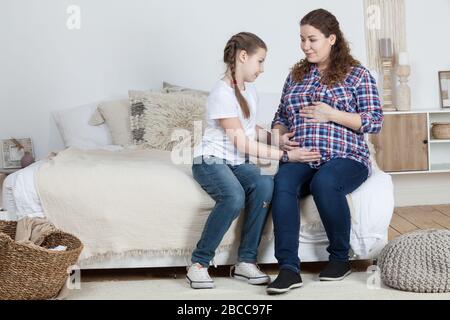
[280,131,300,151]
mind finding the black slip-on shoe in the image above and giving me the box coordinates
[318,260,351,281]
[266,269,303,295]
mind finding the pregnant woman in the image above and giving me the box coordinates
[267,9,384,294]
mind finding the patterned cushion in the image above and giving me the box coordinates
[129,90,207,151]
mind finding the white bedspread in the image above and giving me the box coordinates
[2,147,394,262]
[1,145,124,220]
[1,161,45,220]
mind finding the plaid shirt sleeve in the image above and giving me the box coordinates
[271,74,292,130]
[356,70,384,134]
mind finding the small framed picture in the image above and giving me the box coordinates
[1,138,34,169]
[439,71,450,108]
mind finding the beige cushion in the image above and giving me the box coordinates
[162,81,209,97]
[365,135,380,171]
[88,99,132,146]
[129,91,207,151]
[88,109,105,126]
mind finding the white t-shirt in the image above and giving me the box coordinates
[194,80,258,165]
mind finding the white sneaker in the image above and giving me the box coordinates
[186,263,214,289]
[230,262,271,285]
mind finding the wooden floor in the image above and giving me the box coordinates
[388,204,450,240]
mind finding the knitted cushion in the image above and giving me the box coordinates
[378,229,450,293]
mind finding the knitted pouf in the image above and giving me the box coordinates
[378,229,450,293]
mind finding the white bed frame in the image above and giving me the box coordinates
[1,161,387,270]
[1,208,383,270]
[77,239,385,270]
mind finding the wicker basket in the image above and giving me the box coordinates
[431,122,450,139]
[0,220,83,300]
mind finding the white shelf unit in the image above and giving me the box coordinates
[384,109,450,175]
[430,139,450,143]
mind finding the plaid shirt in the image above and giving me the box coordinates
[272,64,383,175]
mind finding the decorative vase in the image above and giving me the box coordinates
[20,151,35,168]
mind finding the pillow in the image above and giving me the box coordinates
[162,81,209,97]
[129,90,207,151]
[88,99,132,146]
[52,103,112,148]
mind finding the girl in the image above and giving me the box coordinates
[267,9,384,294]
[187,32,321,289]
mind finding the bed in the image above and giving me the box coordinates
[1,146,394,269]
[0,88,395,269]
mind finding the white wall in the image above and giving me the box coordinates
[395,0,450,206]
[0,0,366,160]
[406,0,450,110]
[0,0,167,159]
[0,0,449,206]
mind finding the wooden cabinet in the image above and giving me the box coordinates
[370,110,450,174]
[370,113,428,172]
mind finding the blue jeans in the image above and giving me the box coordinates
[191,156,274,267]
[272,158,369,273]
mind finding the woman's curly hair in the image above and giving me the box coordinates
[291,9,360,85]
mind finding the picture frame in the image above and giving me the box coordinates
[1,138,34,169]
[438,71,450,108]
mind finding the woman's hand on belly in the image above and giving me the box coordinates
[299,101,337,123]
[300,101,363,131]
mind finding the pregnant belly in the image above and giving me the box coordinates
[293,123,341,155]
